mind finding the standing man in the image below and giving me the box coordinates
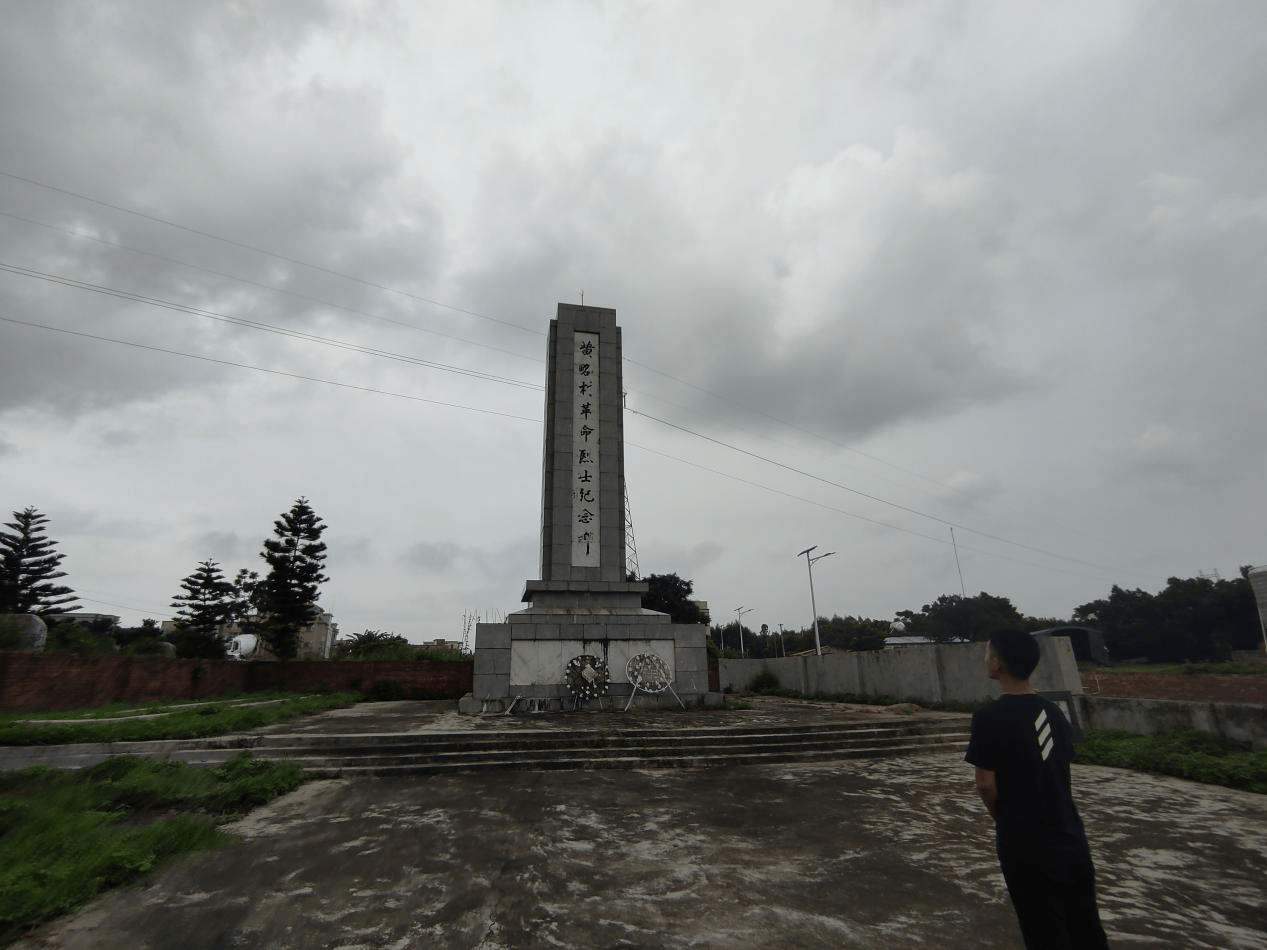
[965,630,1110,949]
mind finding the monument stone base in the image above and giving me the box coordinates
[459,584,718,713]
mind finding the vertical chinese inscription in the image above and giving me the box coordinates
[571,331,600,566]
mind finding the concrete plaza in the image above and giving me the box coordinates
[10,700,1267,949]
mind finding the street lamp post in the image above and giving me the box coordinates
[797,546,835,656]
[734,606,753,657]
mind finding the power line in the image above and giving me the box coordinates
[1,169,1046,512]
[0,315,542,424]
[625,440,1120,584]
[0,171,1131,580]
[4,305,1129,586]
[4,168,1017,524]
[0,208,545,367]
[0,168,546,339]
[0,262,543,392]
[628,407,1124,575]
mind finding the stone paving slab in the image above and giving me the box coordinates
[11,754,1267,948]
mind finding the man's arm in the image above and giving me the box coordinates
[974,767,998,819]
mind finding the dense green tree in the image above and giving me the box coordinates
[252,498,329,660]
[0,507,79,616]
[1074,570,1258,662]
[817,614,889,652]
[634,572,709,625]
[334,629,412,659]
[896,592,1023,643]
[170,559,243,648]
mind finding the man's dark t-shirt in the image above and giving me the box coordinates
[965,695,1091,865]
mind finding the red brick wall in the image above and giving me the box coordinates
[0,652,473,711]
[1083,671,1267,704]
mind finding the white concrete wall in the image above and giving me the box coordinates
[719,638,1081,705]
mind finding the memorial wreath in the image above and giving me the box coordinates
[565,654,610,702]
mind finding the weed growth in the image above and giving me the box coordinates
[0,692,359,746]
[0,754,305,944]
[1075,729,1267,794]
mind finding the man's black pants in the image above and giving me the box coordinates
[999,858,1109,949]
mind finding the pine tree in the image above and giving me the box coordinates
[171,558,242,639]
[254,498,329,660]
[0,507,79,616]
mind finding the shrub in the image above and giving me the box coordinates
[748,670,780,694]
[1075,729,1267,794]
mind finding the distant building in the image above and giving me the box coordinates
[884,636,967,648]
[1030,626,1110,665]
[47,612,120,628]
[788,645,836,656]
[161,609,339,659]
[419,638,466,653]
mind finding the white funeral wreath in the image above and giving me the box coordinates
[565,654,610,702]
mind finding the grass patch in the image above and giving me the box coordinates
[0,692,360,746]
[0,753,306,945]
[1075,729,1267,794]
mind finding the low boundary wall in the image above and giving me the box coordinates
[718,639,1081,706]
[1078,696,1267,750]
[0,652,473,711]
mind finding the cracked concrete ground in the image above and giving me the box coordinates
[8,701,1267,949]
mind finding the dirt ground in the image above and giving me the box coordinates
[1083,671,1267,704]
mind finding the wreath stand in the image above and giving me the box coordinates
[565,654,610,710]
[624,653,685,711]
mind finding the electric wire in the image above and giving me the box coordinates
[0,170,1134,582]
[3,168,1069,539]
[0,168,545,339]
[0,208,544,367]
[628,407,1122,575]
[626,440,1118,584]
[0,315,542,424]
[0,262,543,392]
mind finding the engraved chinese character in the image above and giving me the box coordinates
[578,362,592,377]
[577,508,594,524]
[577,469,593,483]
[578,381,593,396]
[578,340,595,356]
[577,449,593,464]
[579,424,594,442]
[576,488,594,503]
[579,402,592,418]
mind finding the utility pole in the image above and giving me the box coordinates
[798,546,834,656]
[735,606,753,657]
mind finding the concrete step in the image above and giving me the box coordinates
[204,716,970,775]
[305,742,968,777]
[247,722,967,757]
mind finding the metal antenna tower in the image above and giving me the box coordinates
[624,483,640,579]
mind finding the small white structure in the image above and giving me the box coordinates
[226,634,260,660]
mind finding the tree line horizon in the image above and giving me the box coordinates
[2,504,1262,665]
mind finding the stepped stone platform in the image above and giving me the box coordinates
[0,696,971,774]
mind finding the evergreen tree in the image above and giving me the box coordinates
[633,572,710,625]
[171,558,243,651]
[0,507,79,616]
[253,498,329,659]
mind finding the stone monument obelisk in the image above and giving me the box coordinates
[459,303,713,713]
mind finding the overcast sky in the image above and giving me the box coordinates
[2,0,1264,645]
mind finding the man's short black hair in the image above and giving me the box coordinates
[989,629,1041,680]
